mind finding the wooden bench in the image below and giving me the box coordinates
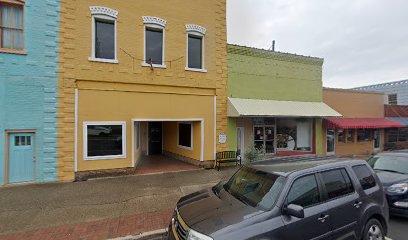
[215,151,241,171]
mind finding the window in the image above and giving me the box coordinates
[352,165,377,190]
[95,20,114,59]
[398,128,408,142]
[186,24,206,72]
[0,2,24,51]
[178,123,192,149]
[357,129,372,142]
[84,122,126,160]
[145,28,163,64]
[142,16,166,67]
[388,94,398,105]
[188,35,202,68]
[14,136,31,146]
[387,128,398,143]
[320,169,354,200]
[223,166,284,211]
[254,125,275,153]
[89,6,118,63]
[347,129,354,143]
[287,174,320,208]
[337,129,346,143]
[368,155,408,175]
[276,118,312,151]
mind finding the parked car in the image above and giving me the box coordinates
[168,158,389,240]
[368,151,408,217]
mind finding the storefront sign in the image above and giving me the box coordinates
[219,132,227,144]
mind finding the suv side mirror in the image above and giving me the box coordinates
[285,204,305,218]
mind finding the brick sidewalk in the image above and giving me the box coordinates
[0,209,173,240]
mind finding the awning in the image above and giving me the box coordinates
[324,118,404,129]
[387,118,408,127]
[228,97,342,117]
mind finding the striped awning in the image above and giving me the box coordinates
[387,118,408,127]
[324,118,404,129]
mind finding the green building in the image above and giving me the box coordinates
[227,44,340,158]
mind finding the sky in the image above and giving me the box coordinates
[227,0,408,88]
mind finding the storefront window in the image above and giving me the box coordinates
[387,129,398,143]
[276,118,311,151]
[337,129,346,143]
[84,122,126,159]
[346,129,354,143]
[398,128,408,142]
[357,129,372,142]
[254,126,274,153]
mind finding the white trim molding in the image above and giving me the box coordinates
[83,121,127,160]
[90,6,118,63]
[90,6,118,19]
[177,122,194,151]
[74,89,78,172]
[142,16,167,27]
[185,24,207,35]
[185,24,207,72]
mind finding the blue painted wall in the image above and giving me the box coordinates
[0,0,60,185]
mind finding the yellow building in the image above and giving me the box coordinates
[58,0,228,181]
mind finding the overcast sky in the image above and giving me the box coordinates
[227,0,408,88]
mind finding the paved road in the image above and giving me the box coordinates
[389,216,408,240]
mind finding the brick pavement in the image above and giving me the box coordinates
[0,209,173,240]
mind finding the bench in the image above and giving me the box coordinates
[215,151,241,171]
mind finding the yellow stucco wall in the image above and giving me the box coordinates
[58,0,228,180]
[163,121,202,161]
[77,87,214,171]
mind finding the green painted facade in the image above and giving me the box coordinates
[227,44,325,155]
[228,44,324,101]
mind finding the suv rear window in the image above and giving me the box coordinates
[320,169,354,200]
[352,165,377,190]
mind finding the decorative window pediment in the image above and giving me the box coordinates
[142,16,167,27]
[186,24,207,35]
[90,6,118,19]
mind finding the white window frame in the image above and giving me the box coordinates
[83,121,126,160]
[89,6,118,64]
[142,16,167,68]
[177,122,193,150]
[185,24,207,72]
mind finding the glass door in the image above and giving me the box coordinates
[254,125,275,154]
[236,127,244,156]
[326,129,335,155]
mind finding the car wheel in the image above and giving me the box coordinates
[363,218,384,240]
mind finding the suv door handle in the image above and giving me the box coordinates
[317,214,329,223]
[354,201,363,209]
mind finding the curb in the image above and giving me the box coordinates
[109,228,168,240]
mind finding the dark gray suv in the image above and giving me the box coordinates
[168,158,389,240]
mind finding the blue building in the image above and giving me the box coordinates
[0,0,60,185]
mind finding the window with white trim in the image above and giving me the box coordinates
[186,24,206,72]
[84,122,126,160]
[89,6,118,63]
[0,1,24,51]
[178,123,193,149]
[142,16,166,67]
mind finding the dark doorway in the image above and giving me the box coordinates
[148,122,162,155]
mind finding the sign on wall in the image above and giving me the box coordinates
[219,132,227,144]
